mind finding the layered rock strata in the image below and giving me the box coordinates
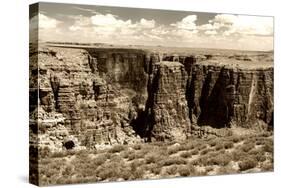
[30,45,274,151]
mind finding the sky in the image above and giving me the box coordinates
[30,2,274,51]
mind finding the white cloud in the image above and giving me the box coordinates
[138,18,155,28]
[36,12,273,51]
[72,6,100,15]
[205,30,217,35]
[198,23,215,30]
[210,14,273,36]
[38,13,60,29]
[91,14,132,27]
[171,15,197,30]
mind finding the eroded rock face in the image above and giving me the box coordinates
[187,63,273,129]
[30,45,273,151]
[148,61,190,141]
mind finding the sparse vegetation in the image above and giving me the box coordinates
[38,133,273,185]
[238,158,258,171]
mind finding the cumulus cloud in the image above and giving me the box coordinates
[171,15,197,30]
[67,14,157,42]
[138,18,155,28]
[35,11,273,51]
[210,14,273,36]
[38,13,60,29]
[91,14,132,27]
[205,30,217,35]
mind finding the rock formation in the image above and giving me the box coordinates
[29,45,274,151]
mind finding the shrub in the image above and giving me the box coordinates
[217,166,237,175]
[198,144,207,151]
[238,158,258,171]
[145,153,158,164]
[255,153,266,162]
[224,141,234,149]
[97,168,117,180]
[51,151,67,158]
[240,143,254,153]
[209,139,218,147]
[207,153,232,166]
[165,165,178,175]
[119,168,131,180]
[39,147,51,158]
[180,151,192,158]
[215,143,224,151]
[150,165,161,175]
[190,148,199,155]
[261,163,273,171]
[191,156,209,166]
[132,144,142,150]
[108,145,125,153]
[160,157,186,166]
[200,148,212,155]
[131,167,145,179]
[231,150,247,161]
[229,135,241,143]
[263,141,273,153]
[130,159,143,172]
[121,150,133,158]
[168,145,181,155]
[205,166,214,173]
[92,155,107,166]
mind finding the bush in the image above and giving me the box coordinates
[239,158,258,171]
[132,144,142,150]
[168,145,181,155]
[263,141,273,153]
[198,144,207,151]
[190,148,199,155]
[209,139,218,147]
[145,153,158,164]
[165,165,178,175]
[231,150,247,161]
[217,166,237,175]
[224,141,234,149]
[108,145,125,153]
[191,156,209,166]
[160,157,186,166]
[229,135,241,143]
[121,150,133,158]
[39,147,51,158]
[150,164,161,175]
[215,143,224,151]
[240,143,254,153]
[92,155,106,166]
[261,163,273,171]
[180,151,192,158]
[255,153,266,162]
[131,166,145,179]
[119,168,131,180]
[207,153,232,166]
[62,165,74,176]
[200,148,212,155]
[51,151,67,158]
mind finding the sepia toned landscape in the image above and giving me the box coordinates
[29,2,274,186]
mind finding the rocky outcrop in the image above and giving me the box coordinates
[147,61,190,141]
[30,45,273,151]
[186,62,273,129]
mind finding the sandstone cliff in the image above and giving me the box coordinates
[29,45,273,151]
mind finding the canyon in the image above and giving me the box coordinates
[29,44,274,152]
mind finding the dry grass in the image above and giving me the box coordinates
[38,132,273,186]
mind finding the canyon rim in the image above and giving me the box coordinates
[29,2,274,186]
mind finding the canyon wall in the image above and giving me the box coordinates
[30,45,273,151]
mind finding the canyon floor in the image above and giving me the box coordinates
[38,128,273,186]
